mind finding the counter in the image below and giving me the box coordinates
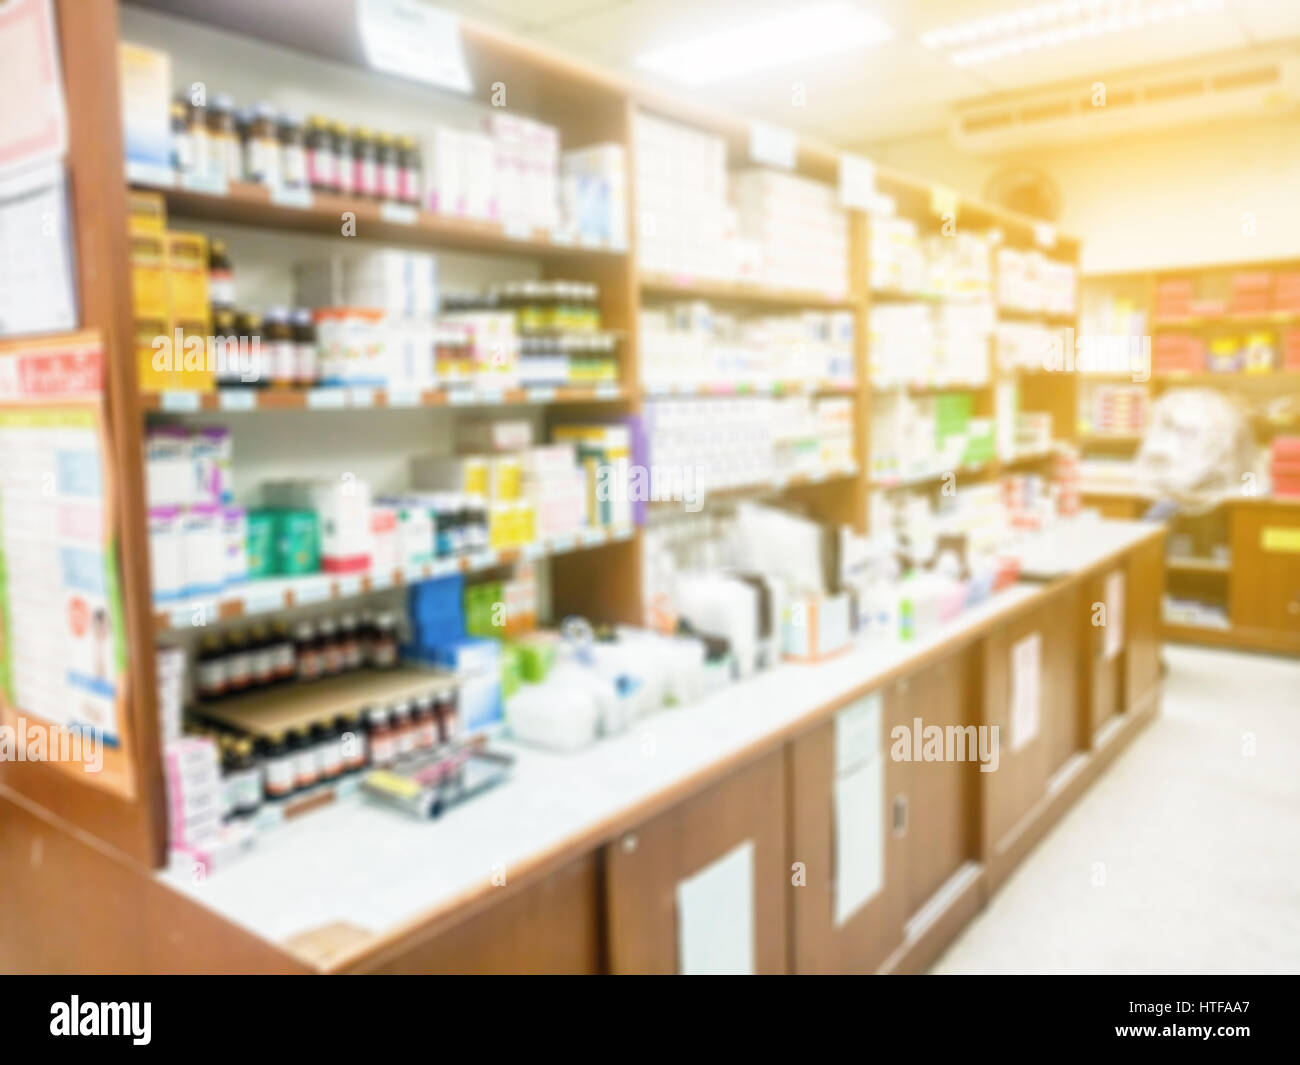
[155,519,1166,973]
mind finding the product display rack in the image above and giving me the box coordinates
[1080,260,1300,654]
[4,0,1079,874]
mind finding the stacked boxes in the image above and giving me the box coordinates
[634,114,731,280]
[561,143,628,248]
[130,192,214,391]
[731,168,848,296]
[1271,437,1300,500]
[996,247,1077,315]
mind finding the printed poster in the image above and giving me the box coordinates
[0,332,133,797]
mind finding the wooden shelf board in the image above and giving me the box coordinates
[642,380,857,398]
[196,665,455,737]
[135,180,624,261]
[140,384,630,414]
[1166,556,1231,575]
[154,524,635,632]
[639,272,856,310]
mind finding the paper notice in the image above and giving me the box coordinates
[1010,631,1041,753]
[676,840,755,975]
[1103,570,1124,661]
[834,756,884,925]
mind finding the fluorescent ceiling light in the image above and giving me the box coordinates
[921,0,1222,66]
[635,3,893,86]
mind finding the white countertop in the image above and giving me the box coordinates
[157,520,1161,965]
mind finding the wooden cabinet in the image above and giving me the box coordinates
[788,684,906,974]
[981,587,1082,865]
[1229,503,1300,646]
[1125,534,1166,709]
[1085,568,1125,737]
[788,648,978,974]
[603,748,788,974]
[359,856,603,974]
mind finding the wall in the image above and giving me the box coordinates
[864,111,1300,276]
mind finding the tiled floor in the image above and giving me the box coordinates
[932,644,1300,974]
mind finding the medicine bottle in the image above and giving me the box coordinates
[264,307,296,388]
[392,701,416,757]
[270,619,297,683]
[318,616,343,675]
[316,721,344,782]
[247,102,281,187]
[208,239,235,311]
[338,712,368,773]
[367,707,396,768]
[196,632,228,700]
[292,724,320,789]
[291,307,317,386]
[209,93,241,184]
[331,122,353,194]
[306,116,334,192]
[351,127,377,199]
[295,620,322,681]
[279,112,307,190]
[375,132,397,201]
[263,731,296,800]
[397,135,422,205]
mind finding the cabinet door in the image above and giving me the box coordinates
[788,685,906,974]
[1086,568,1124,736]
[603,749,787,974]
[1230,505,1300,643]
[899,649,979,919]
[360,856,603,974]
[1124,535,1165,710]
[982,589,1084,859]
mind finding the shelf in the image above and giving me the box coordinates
[648,465,860,508]
[1166,556,1231,575]
[1153,371,1300,385]
[133,180,624,261]
[194,665,455,738]
[642,380,857,398]
[1152,311,1300,330]
[870,461,995,488]
[875,379,991,393]
[1077,432,1144,446]
[153,524,635,632]
[639,272,855,310]
[869,288,990,305]
[140,384,629,414]
[996,307,1077,326]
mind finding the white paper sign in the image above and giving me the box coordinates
[834,757,884,926]
[1103,570,1125,660]
[676,840,755,975]
[358,0,472,94]
[1010,631,1042,753]
[749,120,796,170]
[834,691,881,775]
[839,153,876,210]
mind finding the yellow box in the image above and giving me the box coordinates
[134,317,170,392]
[129,227,169,322]
[165,231,210,323]
[128,190,167,233]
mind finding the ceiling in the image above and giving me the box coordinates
[436,0,1300,146]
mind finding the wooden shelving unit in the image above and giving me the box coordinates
[1080,259,1300,654]
[6,0,1086,875]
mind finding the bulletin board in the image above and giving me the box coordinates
[0,331,135,798]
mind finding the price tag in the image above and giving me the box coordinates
[337,575,362,598]
[549,533,576,554]
[526,387,556,403]
[1033,222,1057,249]
[595,383,620,399]
[241,588,284,615]
[522,542,544,561]
[180,170,228,197]
[475,386,504,404]
[270,184,313,210]
[386,387,422,407]
[549,228,575,246]
[307,388,347,409]
[371,571,394,591]
[380,201,418,225]
[347,388,376,408]
[431,557,459,578]
[839,153,877,210]
[749,120,797,170]
[503,220,532,242]
[580,528,606,547]
[295,580,331,606]
[930,184,959,219]
[449,390,476,406]
[610,524,633,542]
[219,389,256,411]
[161,390,201,412]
